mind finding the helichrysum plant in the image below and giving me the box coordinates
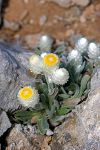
[14,36,100,135]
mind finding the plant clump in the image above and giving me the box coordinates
[14,36,100,135]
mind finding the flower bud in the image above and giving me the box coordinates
[88,42,100,59]
[75,37,88,53]
[67,49,82,65]
[29,54,43,74]
[51,68,69,85]
[38,35,54,52]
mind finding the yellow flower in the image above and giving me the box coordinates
[42,53,59,74]
[43,53,59,67]
[29,54,43,74]
[18,86,39,108]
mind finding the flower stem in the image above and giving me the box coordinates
[45,75,54,95]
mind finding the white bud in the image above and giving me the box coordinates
[76,37,88,53]
[67,49,82,65]
[38,35,54,52]
[88,42,100,59]
[51,68,69,85]
[29,54,43,74]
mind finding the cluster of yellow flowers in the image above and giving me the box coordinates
[17,53,69,108]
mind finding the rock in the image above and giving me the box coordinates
[72,0,91,7]
[20,10,29,23]
[24,34,41,48]
[41,136,52,150]
[39,15,47,26]
[3,19,20,32]
[6,124,33,150]
[29,19,34,25]
[6,124,50,150]
[44,0,74,8]
[0,41,34,111]
[23,124,37,140]
[44,0,91,8]
[82,4,95,19]
[75,88,100,150]
[91,68,100,91]
[46,129,54,136]
[51,68,100,150]
[64,6,81,23]
[0,0,2,24]
[0,111,11,137]
[24,0,29,4]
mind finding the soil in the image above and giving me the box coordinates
[0,0,100,44]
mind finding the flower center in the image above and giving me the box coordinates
[43,53,59,67]
[19,87,33,101]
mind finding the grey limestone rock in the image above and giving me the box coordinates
[0,111,11,137]
[91,68,100,91]
[0,42,34,111]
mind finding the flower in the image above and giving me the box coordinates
[43,53,59,67]
[29,54,43,74]
[29,53,60,75]
[88,42,100,59]
[67,49,82,65]
[75,37,88,53]
[18,86,39,108]
[51,68,69,85]
[38,35,54,52]
[43,53,59,73]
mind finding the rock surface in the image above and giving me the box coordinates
[44,0,73,8]
[3,19,20,32]
[0,42,34,111]
[44,0,91,8]
[91,68,100,91]
[0,0,2,24]
[6,124,33,150]
[73,0,90,7]
[51,69,100,150]
[6,124,50,150]
[0,111,11,137]
[5,68,100,150]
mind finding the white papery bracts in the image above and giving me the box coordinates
[51,68,69,85]
[67,49,83,65]
[38,35,54,52]
[88,42,100,60]
[29,53,69,85]
[75,37,88,53]
[29,54,43,74]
